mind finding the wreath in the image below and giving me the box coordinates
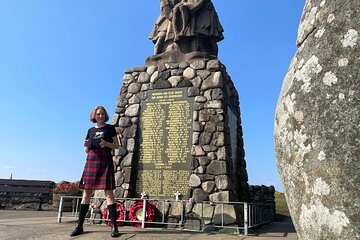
[102,201,125,227]
[128,200,155,227]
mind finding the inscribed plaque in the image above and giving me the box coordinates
[227,107,238,165]
[137,88,193,198]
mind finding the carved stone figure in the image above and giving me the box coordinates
[149,0,224,57]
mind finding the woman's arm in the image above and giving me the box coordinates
[84,139,90,153]
[100,136,120,150]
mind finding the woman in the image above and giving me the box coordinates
[70,106,120,238]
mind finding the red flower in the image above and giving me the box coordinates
[53,182,82,194]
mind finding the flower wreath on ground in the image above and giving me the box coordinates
[102,201,125,227]
[128,200,155,227]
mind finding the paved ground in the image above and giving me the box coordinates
[0,210,297,240]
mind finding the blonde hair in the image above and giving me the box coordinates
[90,106,109,123]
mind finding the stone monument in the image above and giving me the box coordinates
[275,0,360,239]
[111,0,249,204]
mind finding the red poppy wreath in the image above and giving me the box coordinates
[128,200,155,227]
[102,201,125,227]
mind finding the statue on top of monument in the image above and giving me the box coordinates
[149,0,224,57]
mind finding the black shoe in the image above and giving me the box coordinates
[111,225,120,237]
[70,226,84,236]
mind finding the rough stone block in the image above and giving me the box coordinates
[138,72,150,83]
[193,203,215,224]
[168,76,182,87]
[201,72,223,91]
[183,67,197,79]
[146,66,157,76]
[193,188,209,202]
[190,60,206,70]
[207,59,221,71]
[150,70,159,83]
[125,104,140,117]
[128,83,141,94]
[191,145,206,156]
[215,175,229,190]
[189,174,201,187]
[212,204,237,225]
[202,181,215,193]
[207,161,227,175]
[122,125,137,138]
[169,202,184,217]
[209,191,230,203]
[154,80,171,89]
[204,100,223,109]
[118,117,131,128]
[121,153,133,167]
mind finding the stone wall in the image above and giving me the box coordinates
[249,185,275,205]
[249,185,276,221]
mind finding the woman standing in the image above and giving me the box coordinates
[70,106,120,238]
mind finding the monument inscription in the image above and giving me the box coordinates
[136,88,193,198]
[228,107,238,167]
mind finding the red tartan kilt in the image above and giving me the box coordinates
[79,149,115,190]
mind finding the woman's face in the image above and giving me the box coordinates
[95,108,106,123]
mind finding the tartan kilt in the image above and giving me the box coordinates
[79,149,115,190]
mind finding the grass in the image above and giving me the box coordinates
[275,191,291,220]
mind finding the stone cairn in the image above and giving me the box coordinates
[105,59,249,227]
[111,60,249,202]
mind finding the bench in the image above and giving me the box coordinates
[0,179,55,210]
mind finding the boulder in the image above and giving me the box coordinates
[275,1,360,239]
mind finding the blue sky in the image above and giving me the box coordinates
[0,0,305,192]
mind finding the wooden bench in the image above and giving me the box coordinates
[0,179,55,210]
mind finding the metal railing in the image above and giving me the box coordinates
[56,196,273,235]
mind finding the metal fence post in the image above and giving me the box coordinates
[75,197,80,217]
[244,202,248,236]
[162,200,165,223]
[141,199,147,228]
[57,196,64,223]
[221,203,224,227]
[249,204,252,228]
[180,201,184,226]
[201,202,204,230]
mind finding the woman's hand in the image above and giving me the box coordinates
[84,139,90,148]
[100,139,108,148]
[84,139,90,153]
[99,137,119,149]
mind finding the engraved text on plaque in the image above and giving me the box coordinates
[136,89,193,198]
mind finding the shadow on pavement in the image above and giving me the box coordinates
[254,217,296,237]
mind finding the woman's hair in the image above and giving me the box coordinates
[90,105,109,123]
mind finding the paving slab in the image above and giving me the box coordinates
[0,210,297,240]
